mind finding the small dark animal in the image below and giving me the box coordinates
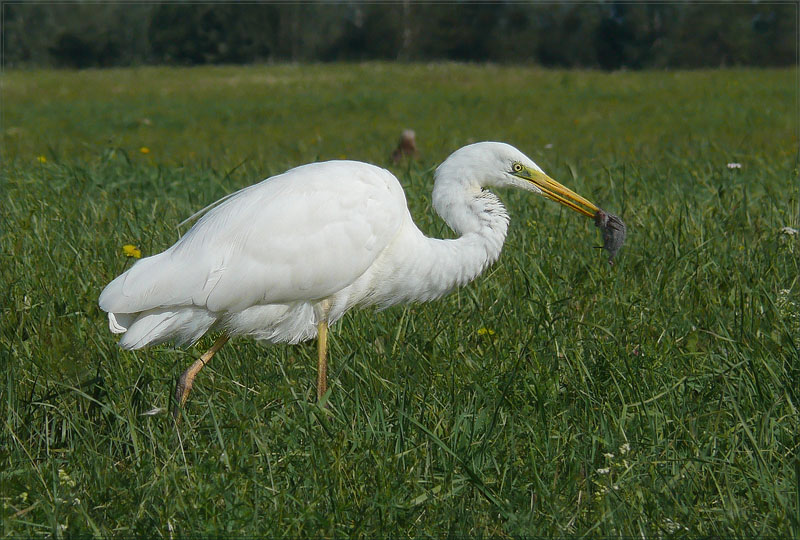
[391,129,418,164]
[594,209,626,265]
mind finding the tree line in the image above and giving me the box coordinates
[3,2,796,70]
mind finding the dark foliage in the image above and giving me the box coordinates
[2,2,796,69]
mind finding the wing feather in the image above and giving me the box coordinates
[99,161,406,316]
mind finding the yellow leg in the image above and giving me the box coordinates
[172,334,230,420]
[317,320,328,401]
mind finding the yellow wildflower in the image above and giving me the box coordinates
[477,327,495,336]
[122,244,142,258]
[36,155,47,163]
[139,146,150,154]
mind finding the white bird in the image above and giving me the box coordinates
[99,142,600,417]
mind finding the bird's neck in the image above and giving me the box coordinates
[432,174,509,236]
[431,176,509,282]
[430,187,509,291]
[377,179,509,306]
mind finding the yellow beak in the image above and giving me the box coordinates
[518,168,599,218]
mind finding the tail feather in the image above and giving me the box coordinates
[114,307,217,350]
[99,249,199,315]
[108,312,135,334]
[100,248,219,348]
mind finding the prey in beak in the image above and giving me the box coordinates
[512,164,626,263]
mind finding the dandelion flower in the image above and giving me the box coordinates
[477,327,495,336]
[36,155,47,163]
[122,244,142,258]
[139,146,150,154]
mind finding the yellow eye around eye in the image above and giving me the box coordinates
[513,163,523,172]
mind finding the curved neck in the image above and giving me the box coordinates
[377,180,509,306]
[432,172,508,236]
[429,180,509,294]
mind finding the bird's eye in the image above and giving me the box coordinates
[512,162,524,173]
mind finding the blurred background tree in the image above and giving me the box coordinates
[2,2,796,69]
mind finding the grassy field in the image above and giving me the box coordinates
[2,64,798,537]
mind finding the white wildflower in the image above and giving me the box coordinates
[619,442,630,455]
[780,226,798,236]
[777,289,799,332]
[727,162,742,169]
[544,143,554,149]
[57,468,76,488]
[596,467,610,475]
[603,452,615,459]
[663,517,687,533]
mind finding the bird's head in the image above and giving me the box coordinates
[436,141,599,218]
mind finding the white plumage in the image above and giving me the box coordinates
[101,160,405,348]
[99,142,599,410]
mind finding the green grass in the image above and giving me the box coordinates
[2,63,799,537]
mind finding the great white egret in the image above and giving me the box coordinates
[99,142,604,417]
